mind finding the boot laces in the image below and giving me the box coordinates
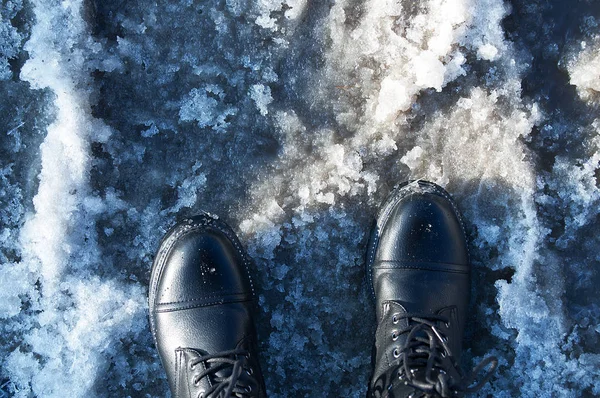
[189,349,257,398]
[393,313,498,398]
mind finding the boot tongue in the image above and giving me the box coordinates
[386,370,438,398]
[387,383,421,398]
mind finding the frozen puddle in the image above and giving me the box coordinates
[1,0,599,396]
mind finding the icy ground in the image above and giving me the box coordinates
[1,0,600,396]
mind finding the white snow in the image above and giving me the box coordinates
[568,38,600,101]
[250,84,274,116]
[179,86,238,131]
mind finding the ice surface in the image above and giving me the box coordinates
[1,0,600,396]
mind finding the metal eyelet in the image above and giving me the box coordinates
[391,331,398,341]
[190,363,196,370]
[392,314,399,324]
[393,348,400,358]
[198,393,204,398]
[245,385,253,393]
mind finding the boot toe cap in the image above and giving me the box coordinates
[150,215,254,308]
[374,182,469,265]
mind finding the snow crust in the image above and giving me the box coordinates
[1,0,599,396]
[568,37,600,103]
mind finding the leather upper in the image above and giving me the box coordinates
[149,215,265,398]
[367,181,471,397]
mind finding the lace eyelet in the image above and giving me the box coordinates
[189,363,196,370]
[198,393,204,398]
[245,385,253,393]
[246,367,254,376]
[245,353,251,360]
[393,348,400,358]
[193,377,201,386]
[392,314,399,324]
[391,331,398,341]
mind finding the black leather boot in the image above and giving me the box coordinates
[149,214,266,398]
[366,181,497,398]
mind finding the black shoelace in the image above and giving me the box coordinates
[393,313,498,398]
[189,349,256,398]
